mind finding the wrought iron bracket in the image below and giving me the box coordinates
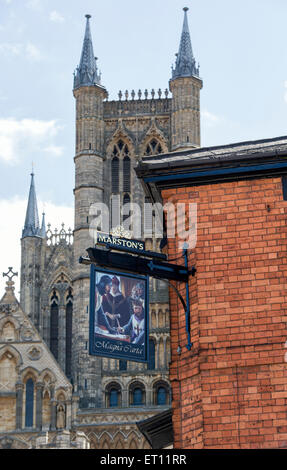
[159,247,195,351]
[79,243,196,352]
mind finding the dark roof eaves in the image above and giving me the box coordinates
[141,135,287,165]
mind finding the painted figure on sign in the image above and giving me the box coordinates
[102,276,130,328]
[95,275,117,334]
[127,281,145,317]
[118,299,145,345]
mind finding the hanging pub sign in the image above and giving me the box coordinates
[89,265,149,363]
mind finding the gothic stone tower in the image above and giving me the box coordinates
[70,9,202,448]
[20,173,74,378]
[72,15,108,408]
[170,7,203,151]
[19,8,202,449]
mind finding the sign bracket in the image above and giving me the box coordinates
[80,240,196,352]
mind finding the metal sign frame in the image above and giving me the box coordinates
[89,265,149,363]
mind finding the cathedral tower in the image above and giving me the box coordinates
[72,14,108,406]
[17,8,202,448]
[170,7,203,151]
[17,9,202,447]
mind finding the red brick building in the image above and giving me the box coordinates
[136,136,287,448]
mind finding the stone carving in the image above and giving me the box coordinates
[27,346,42,361]
[56,405,66,429]
[0,304,18,315]
[20,323,34,342]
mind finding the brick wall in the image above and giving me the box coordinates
[162,177,287,448]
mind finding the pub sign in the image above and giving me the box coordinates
[89,265,149,363]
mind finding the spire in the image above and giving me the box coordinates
[172,7,200,80]
[74,14,101,90]
[40,212,46,238]
[22,172,41,238]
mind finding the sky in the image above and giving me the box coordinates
[0,0,287,295]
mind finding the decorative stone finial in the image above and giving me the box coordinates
[3,267,18,292]
[3,267,18,283]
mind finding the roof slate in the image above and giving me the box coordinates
[138,135,287,172]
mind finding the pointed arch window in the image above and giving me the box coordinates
[123,156,131,193]
[144,138,163,156]
[111,157,119,193]
[65,288,73,379]
[25,378,34,428]
[50,290,59,360]
[111,140,131,194]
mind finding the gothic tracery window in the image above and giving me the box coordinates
[111,156,119,193]
[25,378,34,428]
[110,139,132,228]
[111,140,131,192]
[144,138,163,156]
[123,156,131,193]
[50,290,59,360]
[65,288,73,378]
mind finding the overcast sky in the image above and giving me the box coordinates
[0,0,287,295]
